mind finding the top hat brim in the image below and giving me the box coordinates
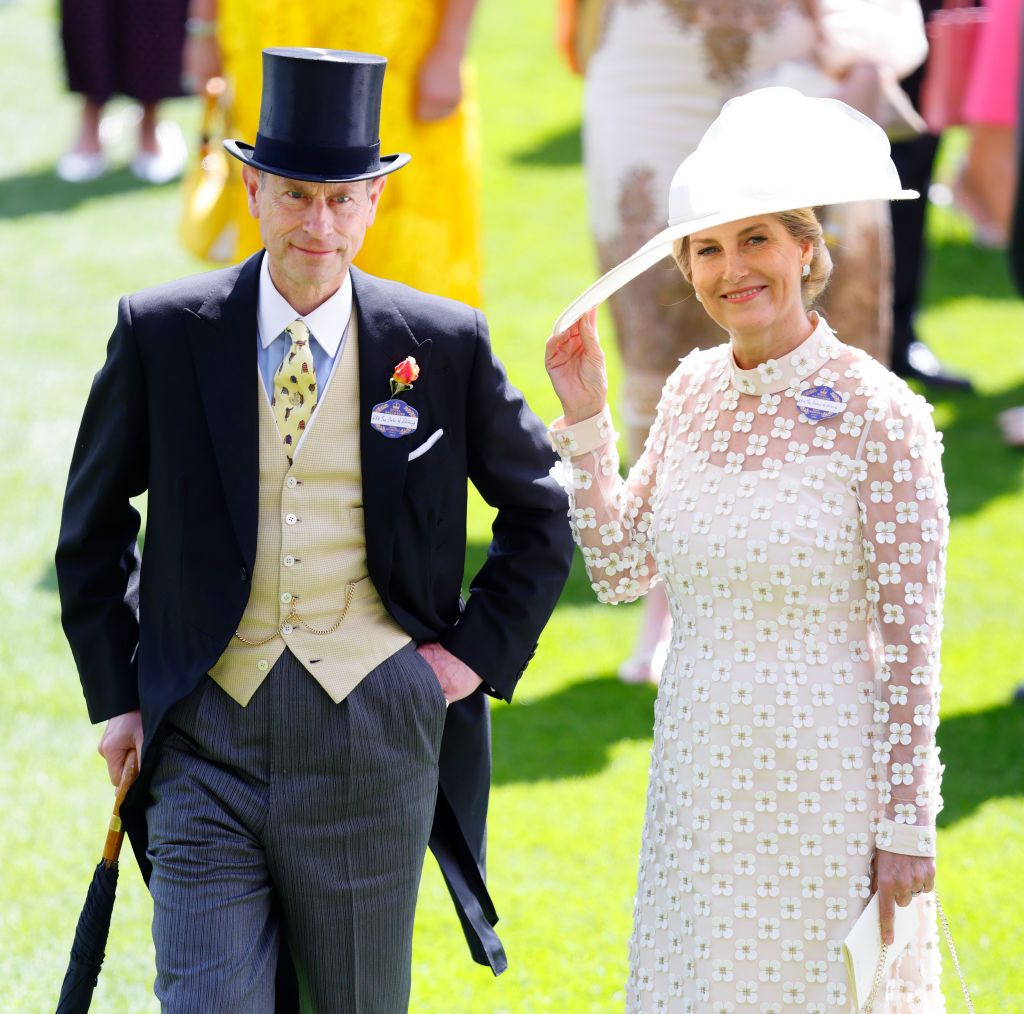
[552,189,918,336]
[224,139,410,183]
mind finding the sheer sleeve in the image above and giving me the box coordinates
[856,385,948,857]
[548,363,684,604]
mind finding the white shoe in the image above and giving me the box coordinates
[56,150,107,183]
[130,120,186,184]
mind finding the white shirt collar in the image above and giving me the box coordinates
[257,253,353,357]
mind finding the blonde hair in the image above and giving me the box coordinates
[671,208,833,306]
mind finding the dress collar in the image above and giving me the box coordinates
[257,253,353,357]
[728,314,843,395]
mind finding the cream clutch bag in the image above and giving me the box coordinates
[844,892,975,1013]
[843,892,922,1012]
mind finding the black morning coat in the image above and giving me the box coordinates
[55,253,574,978]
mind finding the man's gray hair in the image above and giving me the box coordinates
[256,168,374,194]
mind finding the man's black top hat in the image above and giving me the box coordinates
[224,47,410,183]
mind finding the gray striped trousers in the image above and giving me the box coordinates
[146,643,447,1013]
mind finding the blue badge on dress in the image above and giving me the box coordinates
[370,398,419,439]
[796,385,844,422]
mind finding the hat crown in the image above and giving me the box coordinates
[668,87,905,226]
[222,46,411,182]
[259,47,384,150]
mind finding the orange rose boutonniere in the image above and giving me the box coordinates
[390,356,420,396]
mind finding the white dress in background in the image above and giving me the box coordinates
[551,317,947,1012]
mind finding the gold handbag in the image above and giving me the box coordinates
[179,78,239,263]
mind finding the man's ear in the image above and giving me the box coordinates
[242,166,262,219]
[364,176,387,228]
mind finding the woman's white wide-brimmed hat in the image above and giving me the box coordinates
[553,87,918,334]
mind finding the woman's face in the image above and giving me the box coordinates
[687,215,813,341]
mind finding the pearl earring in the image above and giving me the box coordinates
[801,263,811,279]
[695,291,703,304]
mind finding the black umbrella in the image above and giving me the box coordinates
[56,751,139,1014]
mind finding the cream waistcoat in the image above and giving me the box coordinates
[209,312,411,705]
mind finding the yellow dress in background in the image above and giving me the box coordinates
[217,1,483,307]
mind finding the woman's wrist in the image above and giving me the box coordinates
[562,402,607,427]
[875,817,936,858]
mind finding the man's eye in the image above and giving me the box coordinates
[286,191,304,199]
[332,195,352,204]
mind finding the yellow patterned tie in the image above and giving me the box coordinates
[272,320,318,462]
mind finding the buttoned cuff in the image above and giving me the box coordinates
[548,407,616,458]
[875,818,936,857]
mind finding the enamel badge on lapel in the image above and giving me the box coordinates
[796,384,844,422]
[371,356,421,439]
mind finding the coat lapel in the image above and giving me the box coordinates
[185,252,262,569]
[351,267,433,598]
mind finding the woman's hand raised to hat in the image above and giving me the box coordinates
[545,309,608,425]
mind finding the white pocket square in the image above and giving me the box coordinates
[408,428,444,462]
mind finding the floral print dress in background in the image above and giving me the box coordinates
[551,317,947,1012]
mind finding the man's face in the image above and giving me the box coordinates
[243,168,386,296]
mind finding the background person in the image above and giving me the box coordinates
[58,0,188,183]
[954,0,1022,247]
[183,0,483,306]
[546,89,947,1010]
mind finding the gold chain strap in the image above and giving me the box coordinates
[861,894,973,1013]
[937,896,975,1014]
[233,582,356,646]
[862,942,889,1014]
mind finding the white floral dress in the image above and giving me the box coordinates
[550,318,947,1012]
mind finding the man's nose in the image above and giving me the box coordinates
[303,198,333,237]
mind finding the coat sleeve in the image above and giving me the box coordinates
[438,310,575,702]
[55,295,149,723]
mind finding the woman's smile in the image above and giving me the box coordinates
[721,285,767,303]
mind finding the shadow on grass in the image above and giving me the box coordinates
[0,165,171,219]
[510,122,582,167]
[936,701,1024,828]
[491,674,656,785]
[491,677,1024,823]
[922,234,1017,307]
[926,381,1024,518]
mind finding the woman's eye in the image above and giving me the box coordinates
[747,235,767,245]
[697,246,717,257]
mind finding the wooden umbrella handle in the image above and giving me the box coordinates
[102,751,140,866]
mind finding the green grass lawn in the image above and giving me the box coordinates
[1,0,1022,1010]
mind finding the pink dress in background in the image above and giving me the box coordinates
[964,0,1022,127]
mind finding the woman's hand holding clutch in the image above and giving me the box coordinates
[873,849,936,945]
[545,309,609,425]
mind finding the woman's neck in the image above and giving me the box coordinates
[729,310,817,370]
